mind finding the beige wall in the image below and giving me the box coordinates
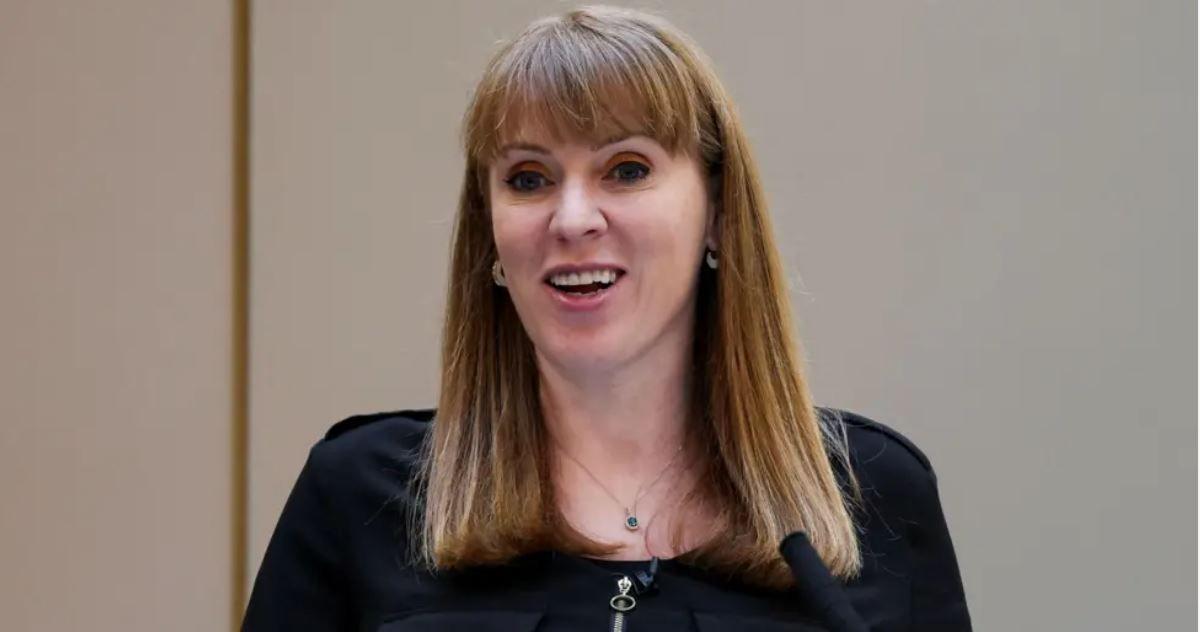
[1,1,1192,631]
[0,1,239,630]
[249,2,1195,630]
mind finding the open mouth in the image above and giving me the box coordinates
[543,270,626,298]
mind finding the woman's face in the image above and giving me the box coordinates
[488,130,717,376]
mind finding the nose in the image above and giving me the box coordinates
[548,176,606,241]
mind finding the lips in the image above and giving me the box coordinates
[542,270,626,293]
[542,270,626,313]
[541,263,627,282]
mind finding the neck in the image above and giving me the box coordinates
[536,331,694,491]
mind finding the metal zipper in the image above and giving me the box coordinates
[608,574,636,632]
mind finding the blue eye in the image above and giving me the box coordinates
[505,171,551,193]
[608,161,650,183]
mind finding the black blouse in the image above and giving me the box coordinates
[241,407,972,631]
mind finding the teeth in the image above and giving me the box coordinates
[549,269,620,287]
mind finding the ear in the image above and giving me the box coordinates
[704,197,721,251]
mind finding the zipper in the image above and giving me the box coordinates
[608,574,636,632]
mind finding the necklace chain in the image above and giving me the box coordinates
[551,435,685,531]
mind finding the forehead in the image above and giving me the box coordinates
[486,106,695,168]
[480,70,690,151]
[496,130,650,159]
[492,102,642,151]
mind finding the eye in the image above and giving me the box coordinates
[503,162,554,193]
[505,171,550,192]
[604,154,651,184]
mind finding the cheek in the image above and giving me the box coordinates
[491,207,545,270]
[627,190,707,259]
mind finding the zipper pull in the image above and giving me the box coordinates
[609,575,636,632]
[610,575,637,612]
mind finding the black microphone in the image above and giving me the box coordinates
[631,556,660,596]
[778,531,868,632]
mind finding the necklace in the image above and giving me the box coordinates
[552,437,685,532]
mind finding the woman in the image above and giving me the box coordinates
[243,6,971,631]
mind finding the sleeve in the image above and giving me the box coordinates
[241,441,354,631]
[907,460,973,630]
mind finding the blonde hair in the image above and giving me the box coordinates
[412,5,861,590]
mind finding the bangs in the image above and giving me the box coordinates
[464,14,704,164]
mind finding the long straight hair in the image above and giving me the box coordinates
[411,5,861,590]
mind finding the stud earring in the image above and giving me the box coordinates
[705,248,719,270]
[492,260,507,287]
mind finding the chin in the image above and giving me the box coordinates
[535,329,628,370]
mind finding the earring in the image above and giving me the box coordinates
[705,248,719,270]
[492,260,507,287]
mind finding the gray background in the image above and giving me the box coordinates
[249,2,1196,629]
[249,1,1196,629]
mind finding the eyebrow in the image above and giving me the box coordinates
[497,132,643,158]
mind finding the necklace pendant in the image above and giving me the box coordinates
[624,513,639,531]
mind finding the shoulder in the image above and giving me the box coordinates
[302,408,434,491]
[816,406,944,528]
[817,408,973,624]
[817,405,937,482]
[322,407,434,443]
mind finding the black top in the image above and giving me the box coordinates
[242,407,972,631]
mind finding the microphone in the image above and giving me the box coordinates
[631,556,660,596]
[778,532,868,632]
